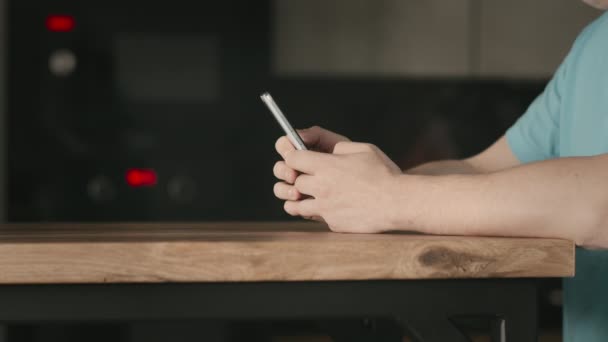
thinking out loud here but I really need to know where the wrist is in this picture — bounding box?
[382,174,452,234]
[380,174,422,232]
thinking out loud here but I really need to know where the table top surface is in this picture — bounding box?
[0,222,574,284]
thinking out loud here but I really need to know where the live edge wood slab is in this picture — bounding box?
[0,222,574,284]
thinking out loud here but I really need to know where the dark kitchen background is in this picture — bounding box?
[0,0,600,341]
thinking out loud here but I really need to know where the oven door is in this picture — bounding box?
[9,0,275,221]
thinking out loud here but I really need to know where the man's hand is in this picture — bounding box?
[277,141,402,233]
[274,126,350,198]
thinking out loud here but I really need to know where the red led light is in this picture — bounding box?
[126,169,158,187]
[46,15,75,32]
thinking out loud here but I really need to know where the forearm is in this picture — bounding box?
[393,155,608,248]
[405,159,481,175]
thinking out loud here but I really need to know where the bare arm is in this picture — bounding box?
[275,129,607,248]
[393,154,608,248]
[400,136,608,247]
[406,136,521,175]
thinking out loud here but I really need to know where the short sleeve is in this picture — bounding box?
[505,19,598,164]
[505,57,568,163]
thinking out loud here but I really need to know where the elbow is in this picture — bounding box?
[579,155,608,249]
[575,205,608,249]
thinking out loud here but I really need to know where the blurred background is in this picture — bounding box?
[0,0,601,341]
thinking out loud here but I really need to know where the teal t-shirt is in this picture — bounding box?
[505,11,608,342]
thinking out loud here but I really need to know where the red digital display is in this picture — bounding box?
[126,169,158,187]
[46,15,76,32]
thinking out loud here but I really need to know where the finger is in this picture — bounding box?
[333,141,377,155]
[284,199,319,217]
[297,126,328,151]
[298,126,349,153]
[275,136,295,160]
[285,150,333,175]
[333,142,398,170]
[294,174,320,197]
[273,161,298,184]
[273,182,301,201]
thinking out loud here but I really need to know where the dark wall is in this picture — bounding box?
[6,1,547,222]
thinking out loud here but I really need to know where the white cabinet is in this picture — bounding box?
[479,0,600,78]
[274,0,471,77]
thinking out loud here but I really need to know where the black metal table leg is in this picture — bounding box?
[400,316,470,342]
[502,286,538,342]
[491,317,506,342]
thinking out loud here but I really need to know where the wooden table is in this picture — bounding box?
[0,222,574,342]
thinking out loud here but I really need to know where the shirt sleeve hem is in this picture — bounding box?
[506,126,536,164]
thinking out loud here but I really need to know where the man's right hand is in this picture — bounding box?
[273,126,350,200]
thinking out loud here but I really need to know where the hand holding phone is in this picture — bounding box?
[260,92,307,150]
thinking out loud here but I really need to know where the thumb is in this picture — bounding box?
[298,126,349,153]
[297,126,323,146]
[333,141,376,155]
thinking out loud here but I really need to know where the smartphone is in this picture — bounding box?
[260,92,307,150]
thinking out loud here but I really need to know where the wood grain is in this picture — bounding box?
[0,222,574,284]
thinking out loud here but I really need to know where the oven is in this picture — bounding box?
[8,0,275,221]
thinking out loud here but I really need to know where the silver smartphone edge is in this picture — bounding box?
[260,92,307,150]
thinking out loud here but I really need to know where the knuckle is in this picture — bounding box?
[294,176,311,194]
[291,188,301,200]
[284,150,294,163]
[274,161,296,183]
[310,125,322,133]
[284,151,299,169]
[335,141,347,148]
[285,169,297,183]
[333,141,348,152]
[294,177,303,190]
